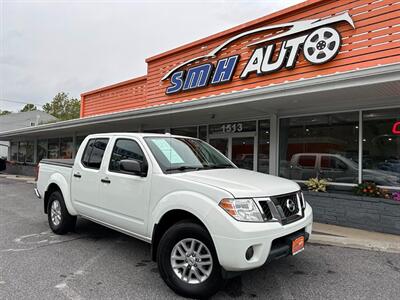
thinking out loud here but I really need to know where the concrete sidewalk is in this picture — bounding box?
[1,174,399,253]
[311,222,400,254]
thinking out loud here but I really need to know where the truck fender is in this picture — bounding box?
[46,173,78,215]
[149,190,217,238]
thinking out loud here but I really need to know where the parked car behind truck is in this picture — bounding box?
[35,133,313,298]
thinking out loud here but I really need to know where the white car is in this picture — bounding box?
[35,133,313,298]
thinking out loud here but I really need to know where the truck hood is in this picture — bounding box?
[177,168,300,198]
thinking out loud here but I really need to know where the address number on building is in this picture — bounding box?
[222,123,243,133]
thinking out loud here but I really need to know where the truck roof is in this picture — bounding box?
[85,132,197,139]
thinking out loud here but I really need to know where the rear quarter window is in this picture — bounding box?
[81,138,109,169]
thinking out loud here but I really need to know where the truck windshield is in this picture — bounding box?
[144,137,235,173]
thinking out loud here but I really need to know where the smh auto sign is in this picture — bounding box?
[163,13,355,95]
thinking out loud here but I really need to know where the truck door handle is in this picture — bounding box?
[73,173,82,178]
[101,178,111,184]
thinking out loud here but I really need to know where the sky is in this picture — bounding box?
[0,0,304,112]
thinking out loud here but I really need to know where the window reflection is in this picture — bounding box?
[171,126,198,138]
[279,113,359,183]
[60,137,73,159]
[48,138,60,159]
[363,109,400,186]
[38,140,47,162]
[11,142,18,161]
[18,142,27,163]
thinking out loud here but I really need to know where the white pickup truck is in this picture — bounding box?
[35,133,313,298]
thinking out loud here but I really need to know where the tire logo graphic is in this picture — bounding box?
[304,27,341,65]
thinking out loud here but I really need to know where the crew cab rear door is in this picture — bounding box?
[98,137,151,237]
[71,137,110,217]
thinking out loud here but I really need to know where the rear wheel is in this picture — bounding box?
[47,190,76,234]
[157,221,224,298]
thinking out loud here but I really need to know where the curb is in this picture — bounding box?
[309,233,400,254]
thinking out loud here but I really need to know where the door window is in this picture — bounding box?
[81,138,109,169]
[321,156,347,171]
[109,139,147,175]
[297,155,316,168]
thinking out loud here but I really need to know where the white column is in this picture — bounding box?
[269,113,279,176]
[358,111,363,184]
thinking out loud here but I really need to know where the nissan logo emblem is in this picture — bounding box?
[286,199,296,213]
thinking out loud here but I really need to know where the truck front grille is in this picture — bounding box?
[272,193,300,218]
[258,201,273,221]
[258,192,304,225]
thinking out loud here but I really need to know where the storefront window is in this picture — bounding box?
[18,142,27,163]
[26,141,34,163]
[258,120,270,174]
[76,136,86,152]
[48,138,60,159]
[279,112,359,183]
[143,129,165,134]
[60,137,73,159]
[11,142,18,161]
[362,109,400,187]
[171,126,198,138]
[199,125,207,141]
[37,139,48,162]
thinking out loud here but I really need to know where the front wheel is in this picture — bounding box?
[157,221,225,298]
[47,190,76,234]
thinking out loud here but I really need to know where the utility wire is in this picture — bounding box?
[0,98,44,107]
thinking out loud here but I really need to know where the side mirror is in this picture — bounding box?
[120,159,144,176]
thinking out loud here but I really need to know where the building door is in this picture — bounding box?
[209,133,256,171]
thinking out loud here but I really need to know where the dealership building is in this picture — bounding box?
[1,0,400,194]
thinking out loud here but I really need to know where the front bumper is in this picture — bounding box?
[210,203,313,271]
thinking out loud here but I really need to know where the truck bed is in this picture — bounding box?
[40,159,75,168]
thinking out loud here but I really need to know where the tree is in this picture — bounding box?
[20,103,37,112]
[0,110,12,116]
[42,92,81,121]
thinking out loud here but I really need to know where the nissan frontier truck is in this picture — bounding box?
[35,133,313,298]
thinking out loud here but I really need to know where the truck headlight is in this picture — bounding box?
[219,198,263,222]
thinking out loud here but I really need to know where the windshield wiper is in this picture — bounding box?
[203,164,234,169]
[165,166,204,172]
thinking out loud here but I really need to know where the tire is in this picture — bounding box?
[157,221,224,299]
[47,190,76,235]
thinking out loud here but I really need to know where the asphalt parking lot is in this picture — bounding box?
[1,177,400,300]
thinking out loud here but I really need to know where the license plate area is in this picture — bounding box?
[291,235,305,255]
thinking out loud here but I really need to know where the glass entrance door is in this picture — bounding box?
[209,134,256,171]
[209,138,229,157]
[231,137,254,170]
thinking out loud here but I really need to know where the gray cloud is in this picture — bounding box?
[0,0,303,111]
